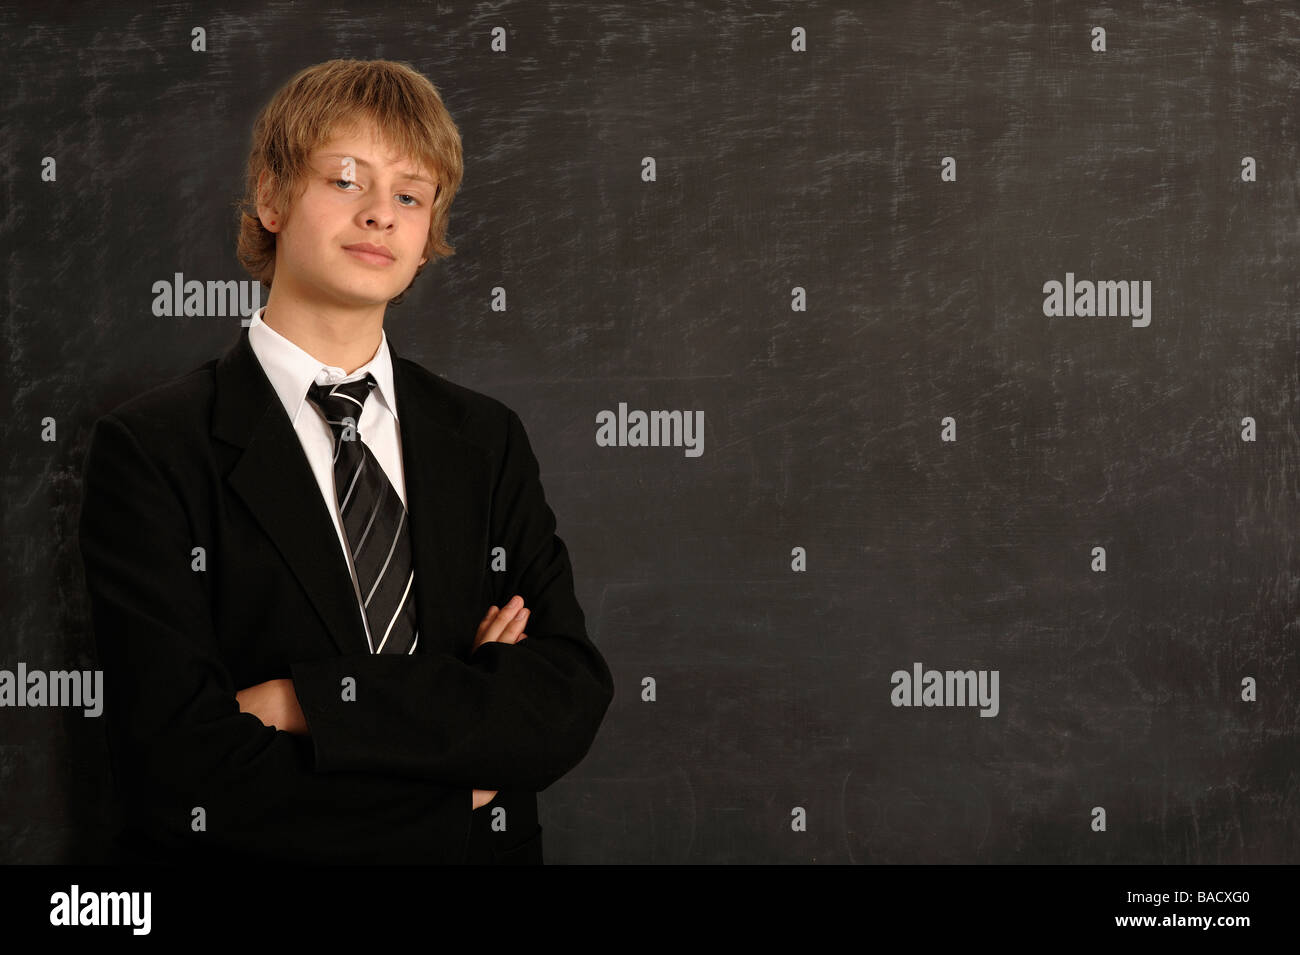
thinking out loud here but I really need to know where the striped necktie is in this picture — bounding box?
[305,374,419,654]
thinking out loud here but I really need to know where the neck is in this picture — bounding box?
[261,294,385,375]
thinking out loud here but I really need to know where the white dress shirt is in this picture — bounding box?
[247,305,410,652]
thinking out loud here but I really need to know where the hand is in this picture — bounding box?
[472,789,498,810]
[472,595,530,652]
[236,678,309,735]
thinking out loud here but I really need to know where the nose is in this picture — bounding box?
[361,196,399,228]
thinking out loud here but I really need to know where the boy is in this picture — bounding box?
[77,59,614,864]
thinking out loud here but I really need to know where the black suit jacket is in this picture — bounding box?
[77,326,615,864]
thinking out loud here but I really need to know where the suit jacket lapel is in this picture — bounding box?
[212,326,491,659]
[389,335,493,659]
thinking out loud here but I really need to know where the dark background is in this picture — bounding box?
[3,0,1298,863]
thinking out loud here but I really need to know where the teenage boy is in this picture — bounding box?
[78,58,614,864]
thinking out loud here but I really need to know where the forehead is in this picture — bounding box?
[312,124,435,182]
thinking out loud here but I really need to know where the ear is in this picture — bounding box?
[255,169,282,231]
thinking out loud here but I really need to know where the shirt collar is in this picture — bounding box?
[247,306,399,426]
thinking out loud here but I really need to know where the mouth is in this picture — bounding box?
[343,244,396,266]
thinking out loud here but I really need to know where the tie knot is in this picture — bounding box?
[306,374,376,430]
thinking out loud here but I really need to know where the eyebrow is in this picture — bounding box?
[317,153,438,187]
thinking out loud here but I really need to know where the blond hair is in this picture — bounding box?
[234,58,463,305]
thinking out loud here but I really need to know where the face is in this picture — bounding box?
[257,118,438,310]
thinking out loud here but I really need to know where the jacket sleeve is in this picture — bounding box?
[289,407,616,792]
[78,412,473,863]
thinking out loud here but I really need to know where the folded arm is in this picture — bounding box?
[289,407,616,791]
[239,600,532,807]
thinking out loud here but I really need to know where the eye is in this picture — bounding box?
[333,180,419,207]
